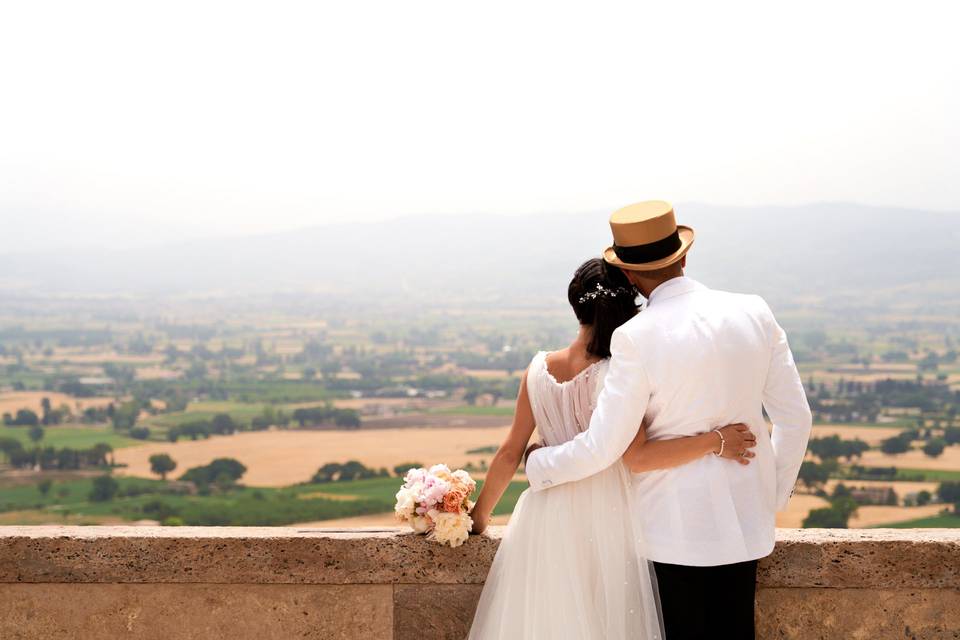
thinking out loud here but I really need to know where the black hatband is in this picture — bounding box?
[613,229,682,264]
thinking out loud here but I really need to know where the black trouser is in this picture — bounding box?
[653,559,758,640]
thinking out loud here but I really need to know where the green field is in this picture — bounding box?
[0,425,138,450]
[0,474,530,526]
[144,402,269,429]
[895,469,960,482]
[882,513,960,528]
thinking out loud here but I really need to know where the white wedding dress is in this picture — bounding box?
[468,352,663,640]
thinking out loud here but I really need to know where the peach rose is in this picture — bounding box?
[442,488,467,513]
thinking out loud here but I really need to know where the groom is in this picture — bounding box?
[524,201,812,639]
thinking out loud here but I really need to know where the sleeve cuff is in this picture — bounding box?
[524,449,553,492]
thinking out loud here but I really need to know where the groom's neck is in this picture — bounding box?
[628,271,684,300]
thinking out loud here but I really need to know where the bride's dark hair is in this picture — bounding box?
[568,258,640,359]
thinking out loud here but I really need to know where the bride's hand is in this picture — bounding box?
[714,424,757,465]
[470,512,489,535]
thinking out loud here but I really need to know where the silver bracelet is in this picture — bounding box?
[713,429,725,457]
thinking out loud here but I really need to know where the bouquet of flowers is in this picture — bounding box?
[394,464,477,548]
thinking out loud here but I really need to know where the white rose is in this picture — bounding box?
[394,487,416,520]
[410,515,431,534]
[452,469,476,491]
[429,509,472,548]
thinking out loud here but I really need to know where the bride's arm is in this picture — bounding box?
[470,368,536,534]
[622,423,757,472]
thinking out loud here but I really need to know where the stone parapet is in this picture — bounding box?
[0,526,957,639]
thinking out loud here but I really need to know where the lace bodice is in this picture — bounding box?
[526,351,610,446]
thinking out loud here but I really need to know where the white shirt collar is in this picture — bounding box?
[646,276,706,305]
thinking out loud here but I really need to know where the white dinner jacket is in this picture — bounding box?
[525,277,812,566]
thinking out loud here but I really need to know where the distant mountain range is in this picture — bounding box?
[2,203,958,311]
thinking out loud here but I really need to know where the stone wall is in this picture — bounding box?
[0,526,957,639]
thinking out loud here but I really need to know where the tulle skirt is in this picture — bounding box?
[468,463,663,640]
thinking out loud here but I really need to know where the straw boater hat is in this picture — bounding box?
[602,200,695,271]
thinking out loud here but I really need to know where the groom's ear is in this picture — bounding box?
[621,268,641,288]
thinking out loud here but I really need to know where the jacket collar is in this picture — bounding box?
[646,276,706,305]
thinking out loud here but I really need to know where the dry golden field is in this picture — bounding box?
[824,478,940,496]
[847,504,946,527]
[775,494,831,528]
[858,446,960,471]
[114,426,512,487]
[0,390,115,415]
[809,424,904,445]
[104,419,956,527]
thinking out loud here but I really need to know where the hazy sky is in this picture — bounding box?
[1,1,957,249]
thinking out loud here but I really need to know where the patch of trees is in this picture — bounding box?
[844,465,909,481]
[806,376,959,424]
[110,400,143,430]
[463,377,522,406]
[0,438,113,470]
[249,406,290,430]
[57,381,99,398]
[180,457,247,492]
[802,496,859,528]
[291,405,361,429]
[797,460,838,491]
[937,481,960,506]
[310,461,390,483]
[393,462,424,477]
[2,400,72,427]
[831,482,898,506]
[81,406,112,424]
[2,409,40,426]
[945,426,960,445]
[880,433,913,455]
[807,435,870,461]
[166,413,238,442]
[801,481,879,528]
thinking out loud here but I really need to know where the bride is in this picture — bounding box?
[467,258,756,640]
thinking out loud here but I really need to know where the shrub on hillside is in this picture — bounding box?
[922,439,946,458]
[130,426,150,440]
[89,475,119,502]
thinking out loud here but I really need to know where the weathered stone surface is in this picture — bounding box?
[0,526,502,585]
[2,526,957,589]
[0,583,392,640]
[759,528,960,589]
[756,587,960,640]
[394,584,484,640]
[1,526,958,639]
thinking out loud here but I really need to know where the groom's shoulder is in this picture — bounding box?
[705,288,779,329]
[702,285,772,312]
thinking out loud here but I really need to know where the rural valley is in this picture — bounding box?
[2,268,958,531]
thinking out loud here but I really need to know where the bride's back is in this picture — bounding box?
[527,350,609,447]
